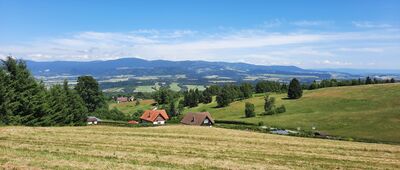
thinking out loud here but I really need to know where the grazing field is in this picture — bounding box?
[102,87,124,93]
[184,85,206,91]
[187,83,400,143]
[0,125,399,169]
[109,99,155,115]
[169,82,181,91]
[133,83,161,93]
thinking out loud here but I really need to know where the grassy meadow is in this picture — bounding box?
[187,83,400,143]
[1,125,399,169]
[109,99,156,115]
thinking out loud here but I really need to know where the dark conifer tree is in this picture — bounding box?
[288,78,303,99]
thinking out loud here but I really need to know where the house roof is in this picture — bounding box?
[117,97,128,102]
[87,116,101,122]
[180,112,215,125]
[140,110,169,122]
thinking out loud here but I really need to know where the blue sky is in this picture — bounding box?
[0,0,399,69]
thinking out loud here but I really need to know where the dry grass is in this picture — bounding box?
[1,125,399,169]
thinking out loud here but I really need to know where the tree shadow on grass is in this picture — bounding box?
[281,97,299,100]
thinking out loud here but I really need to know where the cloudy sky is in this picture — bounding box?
[0,0,399,69]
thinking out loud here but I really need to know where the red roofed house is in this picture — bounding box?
[140,110,169,125]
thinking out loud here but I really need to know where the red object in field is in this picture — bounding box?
[128,120,138,124]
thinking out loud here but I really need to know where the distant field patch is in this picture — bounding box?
[169,82,181,91]
[102,87,124,93]
[133,83,160,93]
[184,85,206,91]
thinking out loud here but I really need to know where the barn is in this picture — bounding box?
[140,110,169,125]
[181,112,215,126]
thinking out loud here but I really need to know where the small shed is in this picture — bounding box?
[181,112,215,126]
[116,97,128,103]
[87,116,101,125]
[140,110,169,125]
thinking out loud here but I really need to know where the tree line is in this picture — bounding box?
[0,57,127,126]
[308,77,396,90]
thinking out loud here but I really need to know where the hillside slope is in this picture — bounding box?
[187,83,400,143]
[0,126,399,169]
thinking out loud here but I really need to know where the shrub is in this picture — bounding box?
[245,102,256,118]
[276,105,286,114]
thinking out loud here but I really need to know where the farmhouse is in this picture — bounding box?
[116,97,128,103]
[181,112,215,126]
[116,96,134,103]
[87,116,101,125]
[140,110,169,125]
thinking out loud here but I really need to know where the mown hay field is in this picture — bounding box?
[0,125,399,169]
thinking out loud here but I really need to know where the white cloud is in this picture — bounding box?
[292,20,334,27]
[352,21,393,28]
[337,47,383,52]
[0,26,399,69]
[316,60,352,66]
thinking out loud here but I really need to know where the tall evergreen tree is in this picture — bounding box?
[1,57,48,125]
[63,80,88,125]
[75,76,106,112]
[0,69,11,124]
[390,78,396,83]
[288,78,303,99]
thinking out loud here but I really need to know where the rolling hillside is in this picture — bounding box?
[187,83,400,143]
[1,126,399,169]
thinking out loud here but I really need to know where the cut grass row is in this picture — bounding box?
[0,125,399,169]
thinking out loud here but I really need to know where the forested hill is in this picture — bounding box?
[26,58,333,79]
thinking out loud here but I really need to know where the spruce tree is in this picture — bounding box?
[63,80,88,125]
[288,78,303,99]
[1,57,48,125]
[0,69,11,124]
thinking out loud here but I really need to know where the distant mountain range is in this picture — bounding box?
[26,58,334,80]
